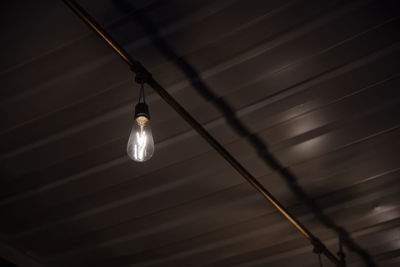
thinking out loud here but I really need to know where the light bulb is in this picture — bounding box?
[127,103,154,162]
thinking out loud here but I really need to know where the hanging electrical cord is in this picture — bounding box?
[62,0,345,266]
[313,241,324,267]
[137,79,146,104]
[338,235,347,266]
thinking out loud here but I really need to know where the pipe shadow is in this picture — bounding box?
[111,1,376,266]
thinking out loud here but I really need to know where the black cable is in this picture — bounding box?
[137,81,145,104]
[338,235,347,266]
[318,253,323,267]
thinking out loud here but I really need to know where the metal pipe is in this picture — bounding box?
[63,0,343,265]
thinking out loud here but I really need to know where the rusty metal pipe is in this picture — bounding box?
[62,0,343,265]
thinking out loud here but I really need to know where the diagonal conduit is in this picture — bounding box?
[62,0,359,266]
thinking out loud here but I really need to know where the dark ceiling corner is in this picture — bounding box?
[0,258,18,267]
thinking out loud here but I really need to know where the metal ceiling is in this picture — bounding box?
[1,0,400,266]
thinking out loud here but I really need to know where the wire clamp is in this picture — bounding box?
[312,239,325,267]
[312,238,325,254]
[134,71,151,85]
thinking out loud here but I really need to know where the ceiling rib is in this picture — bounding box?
[62,0,345,266]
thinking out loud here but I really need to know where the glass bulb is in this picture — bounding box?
[127,116,154,162]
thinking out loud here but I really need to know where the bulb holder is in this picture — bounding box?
[134,102,150,120]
